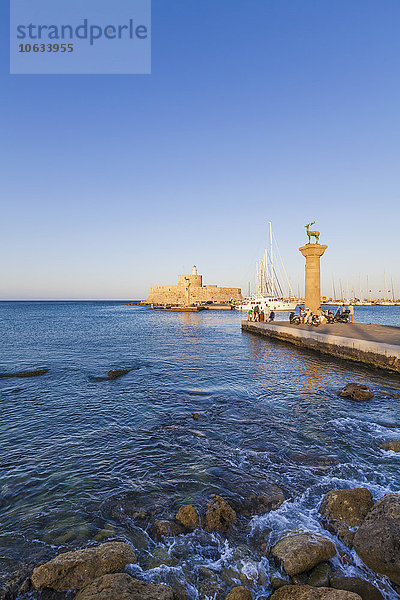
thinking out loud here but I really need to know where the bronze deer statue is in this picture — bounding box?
[305,222,320,244]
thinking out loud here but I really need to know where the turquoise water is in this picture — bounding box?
[0,302,399,598]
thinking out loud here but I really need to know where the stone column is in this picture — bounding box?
[184,277,191,306]
[299,244,328,313]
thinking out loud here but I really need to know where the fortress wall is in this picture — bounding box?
[146,285,242,305]
[193,287,242,302]
[146,286,185,305]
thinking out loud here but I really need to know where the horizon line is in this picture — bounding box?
[0,298,141,302]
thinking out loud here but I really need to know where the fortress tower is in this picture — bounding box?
[146,265,242,306]
[177,265,202,288]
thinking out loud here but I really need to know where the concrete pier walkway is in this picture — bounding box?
[242,321,400,374]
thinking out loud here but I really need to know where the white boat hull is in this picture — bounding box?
[236,297,298,312]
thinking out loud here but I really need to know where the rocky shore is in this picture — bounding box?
[2,382,400,600]
[3,485,400,600]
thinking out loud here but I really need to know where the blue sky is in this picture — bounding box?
[1,0,399,299]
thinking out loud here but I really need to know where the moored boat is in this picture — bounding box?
[236,296,297,312]
[236,222,297,312]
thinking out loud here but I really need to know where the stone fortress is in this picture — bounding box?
[146,265,242,306]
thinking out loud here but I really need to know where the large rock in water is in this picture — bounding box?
[380,440,400,452]
[319,488,374,546]
[205,495,236,532]
[0,368,49,379]
[176,504,199,528]
[271,533,336,576]
[270,586,362,599]
[338,383,374,401]
[107,369,131,380]
[31,542,137,590]
[225,586,253,599]
[330,576,384,600]
[353,493,400,585]
[75,573,174,600]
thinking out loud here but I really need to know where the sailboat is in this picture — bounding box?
[236,222,298,312]
[377,273,397,305]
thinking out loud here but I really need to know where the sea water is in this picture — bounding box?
[1,302,399,598]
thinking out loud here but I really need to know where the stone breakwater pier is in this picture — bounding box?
[242,321,400,374]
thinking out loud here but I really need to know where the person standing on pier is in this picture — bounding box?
[348,304,354,323]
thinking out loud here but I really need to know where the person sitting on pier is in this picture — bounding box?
[247,308,253,321]
[317,306,328,324]
[341,305,351,321]
[269,310,275,322]
[304,307,312,324]
[259,310,265,322]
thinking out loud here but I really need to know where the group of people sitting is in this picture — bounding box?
[297,304,354,324]
[299,306,328,324]
[247,303,355,325]
[247,305,275,322]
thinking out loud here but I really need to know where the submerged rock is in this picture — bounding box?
[379,390,400,399]
[271,532,336,576]
[330,576,384,600]
[225,586,253,600]
[319,488,374,546]
[0,368,49,379]
[176,504,199,528]
[146,547,176,569]
[338,383,374,401]
[198,577,225,600]
[93,523,116,541]
[107,369,131,380]
[31,541,137,591]
[306,562,331,587]
[288,451,340,470]
[379,440,400,452]
[151,519,184,539]
[205,495,236,532]
[75,573,174,600]
[353,493,400,585]
[236,487,285,517]
[0,565,34,600]
[271,575,290,589]
[270,586,362,599]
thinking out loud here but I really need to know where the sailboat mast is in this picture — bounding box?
[264,248,268,295]
[269,221,274,297]
[256,261,259,296]
[384,271,386,301]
